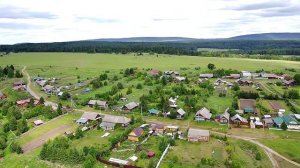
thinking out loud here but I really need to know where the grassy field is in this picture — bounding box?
[0,53,299,76]
[17,111,82,145]
[260,139,300,163]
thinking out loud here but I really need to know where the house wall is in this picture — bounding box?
[128,135,139,142]
[188,136,209,142]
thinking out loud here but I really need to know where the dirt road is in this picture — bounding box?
[22,66,58,110]
[21,124,72,153]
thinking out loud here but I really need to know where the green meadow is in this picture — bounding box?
[1,53,299,77]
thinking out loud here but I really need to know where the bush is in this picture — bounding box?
[136,83,143,89]
[10,142,23,154]
[255,152,262,160]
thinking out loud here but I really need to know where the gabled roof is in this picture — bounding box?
[195,107,212,119]
[220,108,230,120]
[151,123,165,130]
[231,114,248,123]
[148,108,160,114]
[124,102,138,110]
[88,100,107,106]
[177,108,186,116]
[43,85,54,90]
[130,127,144,137]
[188,128,209,137]
[81,112,101,121]
[200,74,213,78]
[282,115,299,125]
[102,115,131,124]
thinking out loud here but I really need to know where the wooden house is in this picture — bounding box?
[128,127,144,142]
[187,128,209,142]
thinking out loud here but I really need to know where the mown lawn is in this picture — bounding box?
[160,138,228,168]
[17,111,82,145]
[260,139,300,163]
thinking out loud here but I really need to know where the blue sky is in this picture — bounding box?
[0,0,300,44]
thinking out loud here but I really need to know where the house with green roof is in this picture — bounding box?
[148,108,160,115]
[273,115,300,130]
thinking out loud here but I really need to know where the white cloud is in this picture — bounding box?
[0,0,299,44]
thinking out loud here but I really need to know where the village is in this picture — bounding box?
[0,62,300,168]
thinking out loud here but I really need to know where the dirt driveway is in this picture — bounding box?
[22,124,72,153]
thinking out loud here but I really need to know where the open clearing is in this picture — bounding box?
[17,111,82,146]
[0,53,299,80]
[22,124,73,153]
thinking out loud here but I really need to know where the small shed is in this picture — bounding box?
[147,151,155,158]
[33,120,44,126]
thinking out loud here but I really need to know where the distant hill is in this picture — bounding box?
[229,33,300,40]
[91,37,200,42]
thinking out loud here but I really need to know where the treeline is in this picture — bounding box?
[0,65,23,78]
[1,40,300,56]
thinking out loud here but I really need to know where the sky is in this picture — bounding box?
[0,0,300,44]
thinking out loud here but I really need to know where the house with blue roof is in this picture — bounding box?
[273,115,300,130]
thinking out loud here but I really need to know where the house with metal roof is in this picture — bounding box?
[148,108,160,115]
[273,115,300,130]
[195,107,212,121]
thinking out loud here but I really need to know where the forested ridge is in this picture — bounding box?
[1,40,300,56]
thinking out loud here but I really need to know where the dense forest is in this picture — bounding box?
[1,40,300,56]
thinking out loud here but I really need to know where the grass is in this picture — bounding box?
[17,111,82,145]
[260,139,300,163]
[160,138,228,168]
[231,139,272,168]
[1,53,299,78]
[109,136,161,168]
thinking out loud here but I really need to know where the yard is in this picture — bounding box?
[17,111,82,146]
[260,139,300,163]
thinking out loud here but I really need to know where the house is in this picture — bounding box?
[187,128,210,142]
[87,100,108,109]
[239,99,257,114]
[148,108,160,115]
[294,114,300,120]
[273,115,300,130]
[260,73,280,79]
[176,108,186,119]
[283,79,295,87]
[128,127,144,141]
[13,85,27,91]
[122,102,139,112]
[76,112,101,124]
[151,123,165,134]
[197,78,208,84]
[33,119,44,126]
[231,114,248,125]
[0,91,6,100]
[13,81,25,87]
[214,79,227,86]
[227,74,240,79]
[16,98,39,108]
[43,85,54,94]
[236,79,254,86]
[36,80,47,87]
[175,76,186,82]
[215,108,230,124]
[250,117,263,128]
[241,71,252,79]
[199,74,213,78]
[100,115,131,130]
[165,125,179,133]
[169,97,177,108]
[150,69,161,76]
[263,118,274,128]
[164,71,179,77]
[195,107,212,121]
